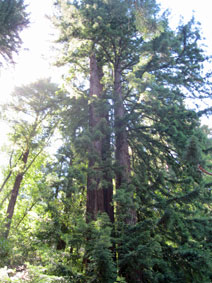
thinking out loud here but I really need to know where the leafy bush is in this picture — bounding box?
[0,237,10,267]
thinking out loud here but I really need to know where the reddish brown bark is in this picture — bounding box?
[86,54,105,221]
[5,149,29,238]
[198,164,212,176]
[114,65,131,186]
[114,64,136,225]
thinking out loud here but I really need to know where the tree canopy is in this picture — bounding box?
[0,0,29,65]
[0,0,212,282]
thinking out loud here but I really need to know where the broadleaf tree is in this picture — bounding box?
[0,79,61,238]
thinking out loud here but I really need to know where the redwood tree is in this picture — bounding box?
[53,0,212,281]
[86,53,105,220]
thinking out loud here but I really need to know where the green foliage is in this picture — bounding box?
[85,214,116,283]
[27,265,69,283]
[0,0,212,282]
[52,0,212,281]
[0,237,11,267]
[0,79,61,240]
[134,0,164,39]
[0,265,68,283]
[0,0,29,64]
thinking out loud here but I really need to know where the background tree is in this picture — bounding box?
[0,0,29,65]
[0,79,60,238]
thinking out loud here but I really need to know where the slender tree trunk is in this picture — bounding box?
[4,149,29,238]
[114,64,136,225]
[0,171,12,194]
[0,152,23,194]
[86,53,104,221]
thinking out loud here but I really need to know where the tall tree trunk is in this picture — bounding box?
[4,149,29,238]
[102,105,114,223]
[86,53,105,221]
[114,64,136,225]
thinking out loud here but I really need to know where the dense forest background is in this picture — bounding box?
[0,0,212,282]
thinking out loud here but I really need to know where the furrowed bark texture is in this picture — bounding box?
[114,65,136,225]
[114,65,131,186]
[5,149,29,238]
[86,54,105,221]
